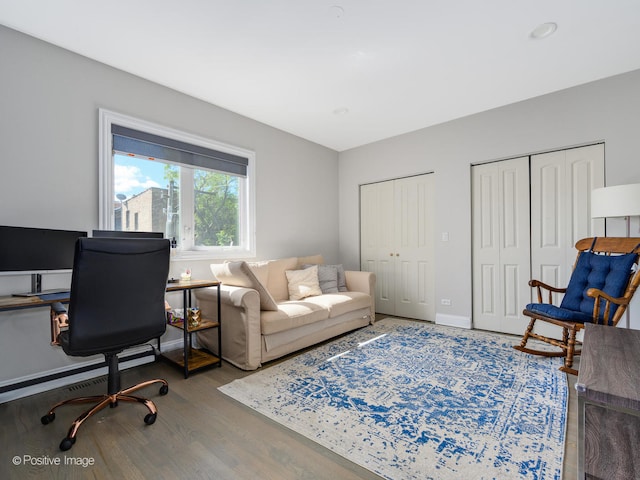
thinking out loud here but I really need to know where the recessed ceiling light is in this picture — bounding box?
[328,5,345,19]
[329,5,344,18]
[530,22,558,39]
[333,107,349,115]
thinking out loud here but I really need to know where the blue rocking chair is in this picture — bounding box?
[515,237,640,375]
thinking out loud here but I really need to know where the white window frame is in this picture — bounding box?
[99,108,256,260]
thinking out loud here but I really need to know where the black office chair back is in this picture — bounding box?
[64,237,170,356]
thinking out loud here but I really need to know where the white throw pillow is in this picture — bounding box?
[285,265,322,300]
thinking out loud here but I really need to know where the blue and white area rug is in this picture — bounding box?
[219,318,568,480]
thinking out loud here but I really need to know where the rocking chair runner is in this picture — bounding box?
[514,237,640,375]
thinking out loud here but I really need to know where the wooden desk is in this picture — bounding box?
[0,293,70,311]
[0,279,221,393]
[576,323,640,479]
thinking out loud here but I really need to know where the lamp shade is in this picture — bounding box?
[591,183,640,218]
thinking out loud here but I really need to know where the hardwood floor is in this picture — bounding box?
[0,343,578,480]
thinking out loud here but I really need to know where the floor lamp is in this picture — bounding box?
[591,183,640,328]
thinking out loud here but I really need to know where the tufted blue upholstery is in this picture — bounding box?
[525,303,594,323]
[527,251,636,325]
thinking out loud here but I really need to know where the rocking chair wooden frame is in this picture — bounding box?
[514,237,640,375]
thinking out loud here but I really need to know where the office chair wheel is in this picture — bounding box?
[59,437,75,451]
[159,384,169,395]
[41,412,55,425]
[144,413,157,425]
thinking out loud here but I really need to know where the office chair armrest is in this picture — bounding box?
[587,287,630,325]
[51,302,67,315]
[529,279,567,304]
[50,302,69,346]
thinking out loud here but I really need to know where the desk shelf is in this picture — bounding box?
[169,318,219,333]
[161,348,221,371]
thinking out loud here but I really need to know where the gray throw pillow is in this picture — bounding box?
[303,264,339,293]
[327,264,348,292]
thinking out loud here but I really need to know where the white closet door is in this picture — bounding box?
[531,144,605,305]
[472,157,531,334]
[360,181,395,315]
[360,174,435,320]
[394,174,435,320]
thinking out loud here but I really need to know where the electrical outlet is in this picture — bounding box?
[441,298,451,306]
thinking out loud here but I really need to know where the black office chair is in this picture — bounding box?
[41,237,171,451]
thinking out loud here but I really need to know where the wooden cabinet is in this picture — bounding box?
[576,323,640,479]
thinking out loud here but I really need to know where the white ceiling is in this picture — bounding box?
[2,1,640,152]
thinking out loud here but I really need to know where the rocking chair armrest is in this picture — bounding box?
[586,288,629,306]
[528,279,567,304]
[528,279,566,292]
[586,287,630,326]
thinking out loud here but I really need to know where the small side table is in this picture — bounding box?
[576,323,640,479]
[161,279,221,378]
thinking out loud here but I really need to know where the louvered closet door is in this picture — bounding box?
[530,144,605,306]
[472,157,531,334]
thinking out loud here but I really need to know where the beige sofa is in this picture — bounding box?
[194,255,376,370]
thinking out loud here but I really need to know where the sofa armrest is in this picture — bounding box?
[345,270,375,295]
[345,270,376,320]
[194,285,262,370]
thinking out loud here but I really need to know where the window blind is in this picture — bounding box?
[111,124,248,177]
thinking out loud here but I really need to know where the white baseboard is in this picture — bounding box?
[0,339,183,404]
[435,313,472,329]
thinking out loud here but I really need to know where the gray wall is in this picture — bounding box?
[2,21,640,397]
[0,25,339,393]
[338,68,640,328]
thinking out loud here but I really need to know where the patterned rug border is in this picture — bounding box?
[219,318,568,480]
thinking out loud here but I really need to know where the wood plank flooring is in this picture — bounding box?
[0,332,578,480]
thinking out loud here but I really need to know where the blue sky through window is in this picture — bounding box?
[114,153,169,200]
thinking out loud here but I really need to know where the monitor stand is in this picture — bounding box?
[12,273,70,297]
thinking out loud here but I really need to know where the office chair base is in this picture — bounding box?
[41,378,168,451]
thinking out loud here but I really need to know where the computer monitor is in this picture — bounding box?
[92,230,164,239]
[0,225,88,296]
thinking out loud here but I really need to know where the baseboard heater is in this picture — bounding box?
[0,346,156,394]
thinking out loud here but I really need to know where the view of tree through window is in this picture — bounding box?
[113,153,240,248]
[194,170,239,247]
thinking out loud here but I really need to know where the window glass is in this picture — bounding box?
[113,154,243,249]
[100,109,255,259]
[193,169,239,247]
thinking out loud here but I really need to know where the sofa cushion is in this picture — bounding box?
[303,264,339,293]
[247,260,270,287]
[266,257,299,302]
[559,251,636,324]
[261,301,329,335]
[301,292,372,318]
[210,261,278,311]
[286,265,322,300]
[296,254,324,268]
